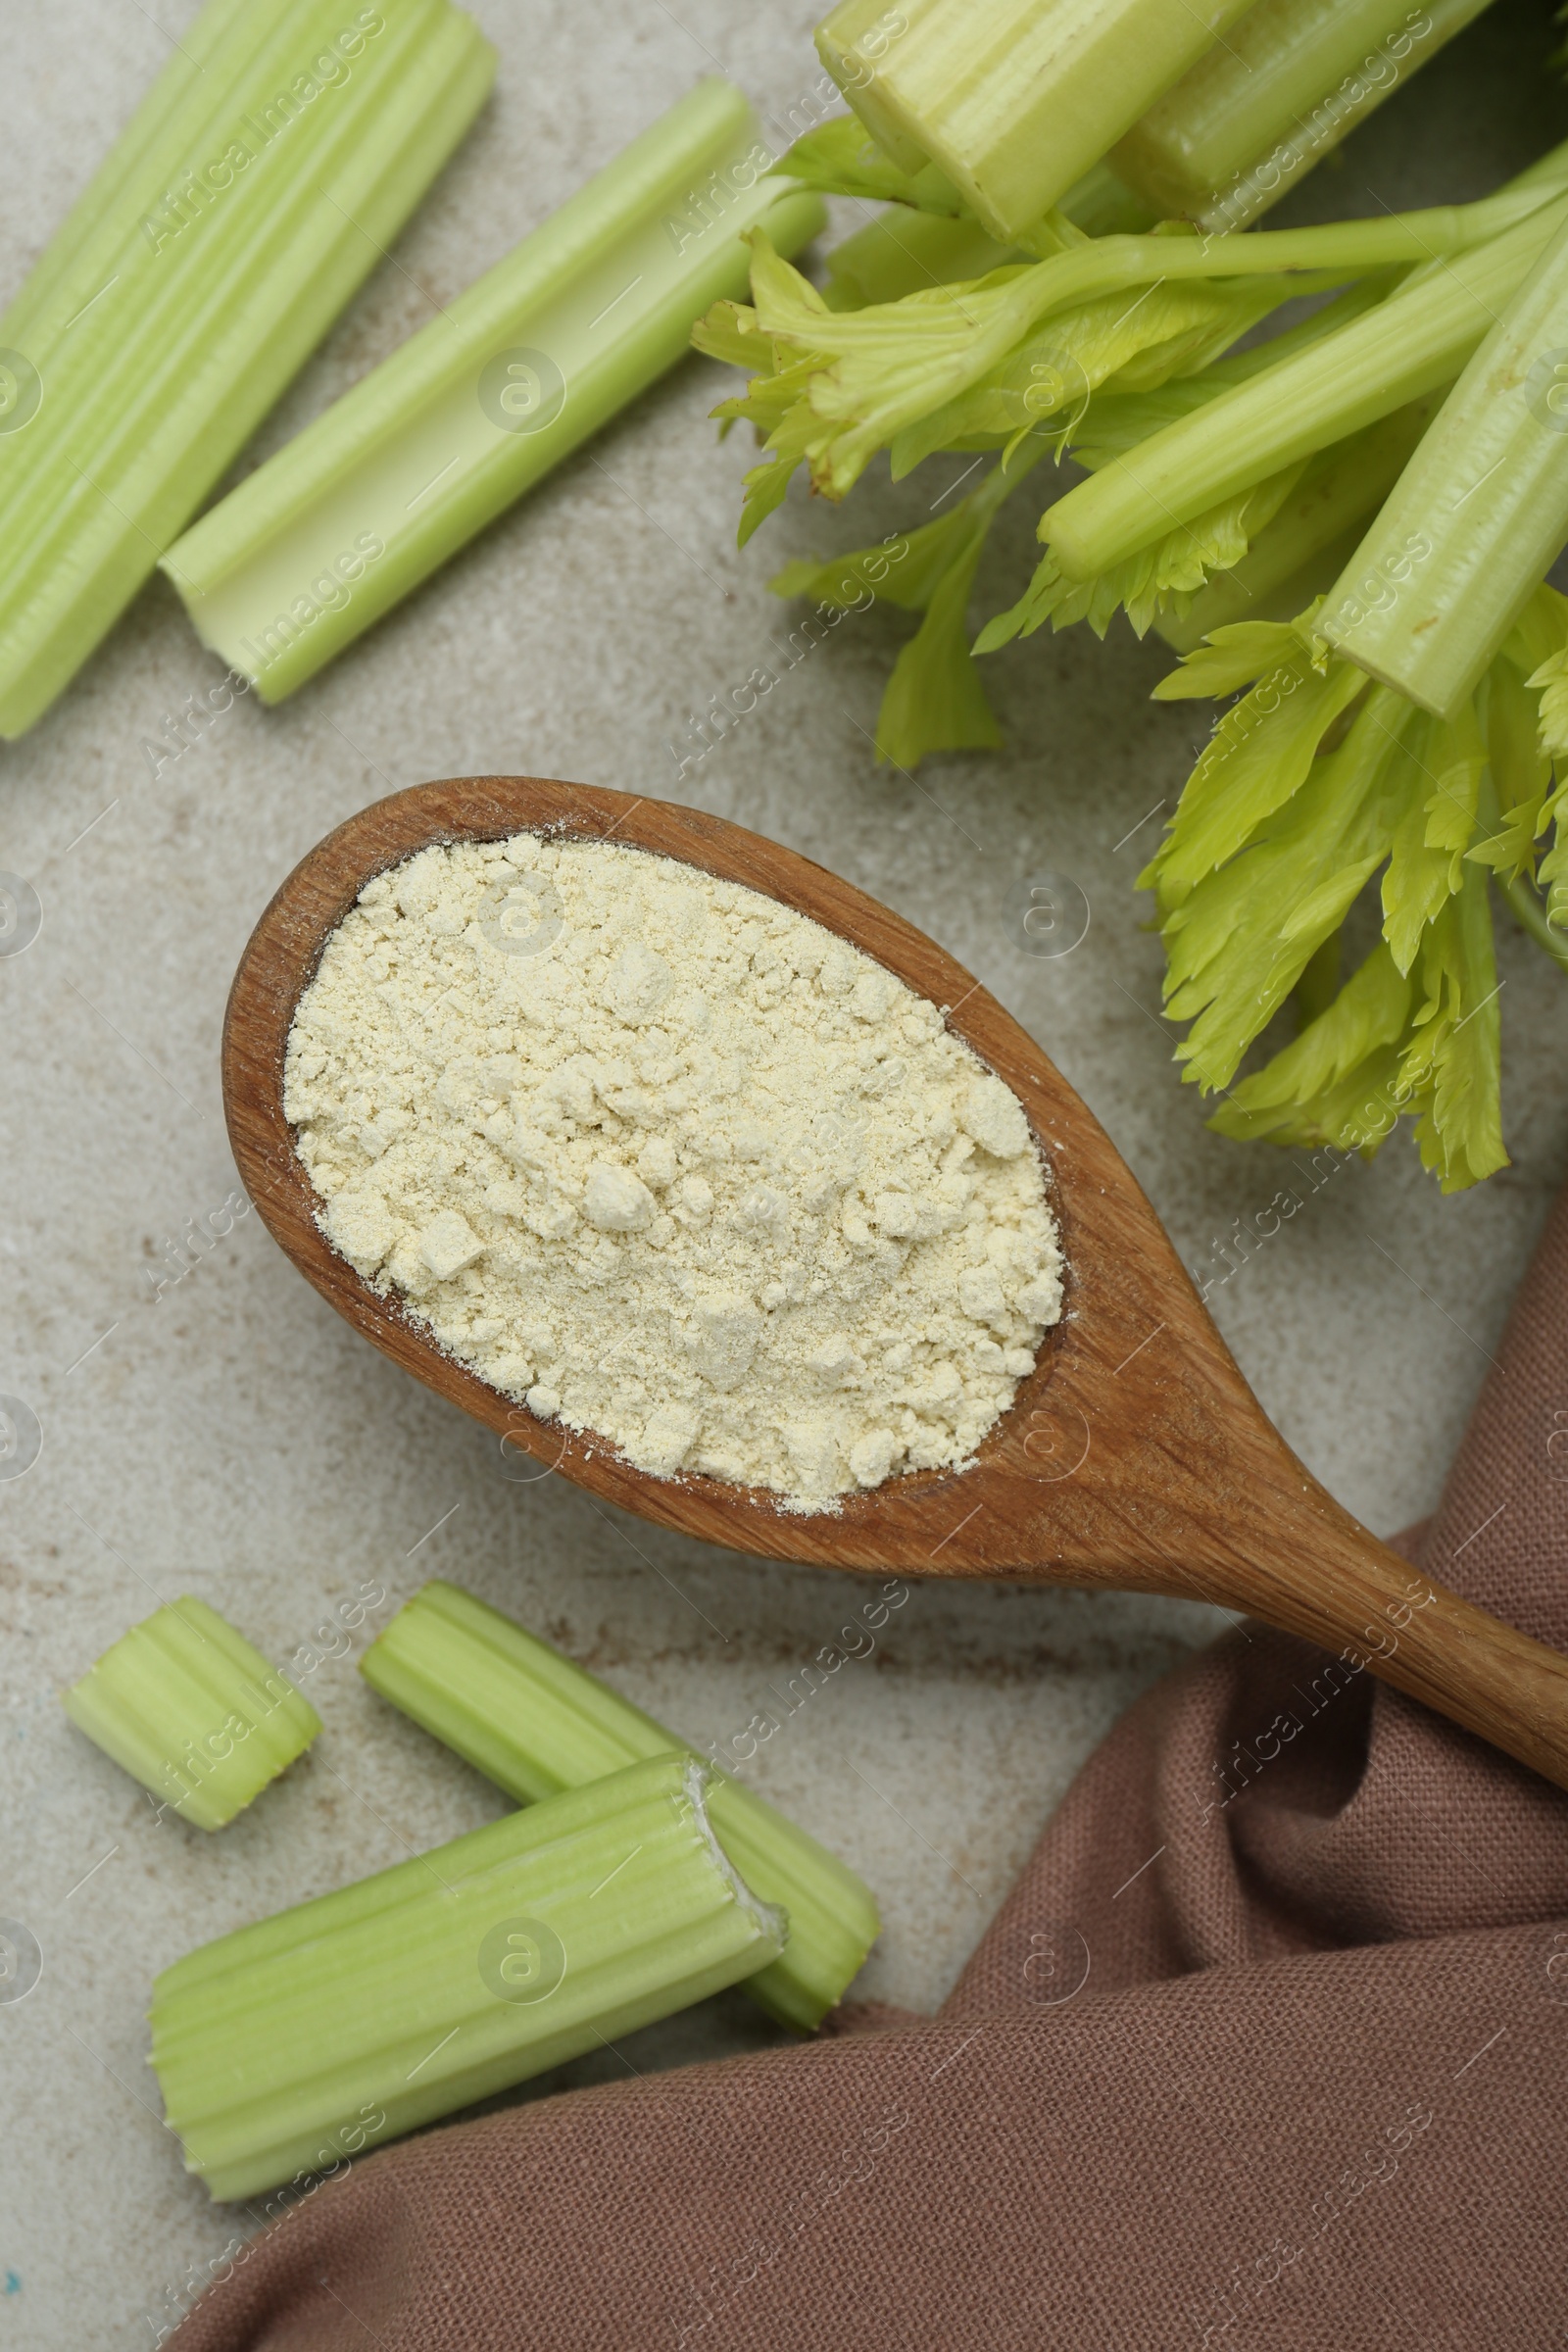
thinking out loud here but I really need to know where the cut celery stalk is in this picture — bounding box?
[1153,396,1444,651]
[1113,0,1494,229]
[361,1581,879,2033]
[150,1754,784,2200]
[1319,217,1568,716]
[815,0,1258,243]
[63,1598,319,1832]
[162,82,825,704]
[0,0,496,738]
[1044,192,1568,584]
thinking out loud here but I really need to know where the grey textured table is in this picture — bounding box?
[3,4,1566,2345]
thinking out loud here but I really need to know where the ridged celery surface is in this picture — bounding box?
[162,81,824,703]
[1153,397,1444,652]
[151,1754,784,2200]
[1320,217,1568,716]
[361,1581,879,2033]
[63,1598,319,1832]
[1044,191,1568,583]
[0,0,496,738]
[1114,0,1494,228]
[816,0,1259,242]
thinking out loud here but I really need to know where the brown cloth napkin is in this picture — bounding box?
[173,1186,1568,2352]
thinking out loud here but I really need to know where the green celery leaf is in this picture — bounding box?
[1157,686,1412,1090]
[1207,940,1413,1152]
[1381,705,1485,974]
[1149,612,1317,703]
[1400,871,1507,1192]
[1469,648,1552,881]
[1501,577,1568,680]
[1207,1043,1408,1155]
[771,447,1046,763]
[1522,582,1568,762]
[1142,642,1367,907]
[978,461,1305,646]
[876,537,1004,765]
[771,507,978,612]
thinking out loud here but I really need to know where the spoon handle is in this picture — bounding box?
[1212,1489,1568,1790]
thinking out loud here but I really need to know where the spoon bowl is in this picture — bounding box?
[223,775,1568,1791]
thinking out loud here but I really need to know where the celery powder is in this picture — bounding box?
[285,835,1062,1508]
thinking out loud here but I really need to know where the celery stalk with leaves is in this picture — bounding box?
[1319,214,1568,714]
[695,154,1568,706]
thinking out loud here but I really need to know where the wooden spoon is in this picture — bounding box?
[223,774,1568,1792]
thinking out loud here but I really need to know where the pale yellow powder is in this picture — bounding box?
[284,833,1063,1510]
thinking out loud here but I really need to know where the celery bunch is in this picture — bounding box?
[697,0,1568,1190]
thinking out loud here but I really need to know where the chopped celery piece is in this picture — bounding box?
[1153,396,1444,651]
[361,1581,879,2033]
[1114,0,1494,229]
[0,0,496,739]
[815,0,1259,242]
[162,82,824,703]
[151,1754,784,2200]
[63,1598,318,1832]
[1320,217,1568,717]
[1044,193,1568,584]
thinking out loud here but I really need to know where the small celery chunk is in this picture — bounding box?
[362,1580,880,2032]
[63,1597,319,1831]
[150,1754,785,2200]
